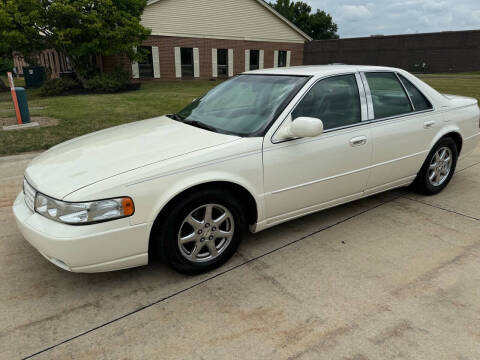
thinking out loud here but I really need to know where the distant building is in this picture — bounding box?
[304,29,480,73]
[103,0,311,80]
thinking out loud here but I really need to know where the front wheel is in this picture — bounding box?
[413,137,458,195]
[153,189,245,274]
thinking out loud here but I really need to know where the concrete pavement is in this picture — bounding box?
[1,146,479,359]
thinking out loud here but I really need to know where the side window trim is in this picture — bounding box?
[355,73,369,121]
[394,72,415,111]
[360,72,375,120]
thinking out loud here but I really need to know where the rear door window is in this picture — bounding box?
[365,72,412,119]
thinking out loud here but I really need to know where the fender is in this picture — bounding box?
[425,124,463,161]
[145,170,265,227]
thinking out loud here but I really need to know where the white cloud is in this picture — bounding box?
[338,4,372,21]
[304,0,480,38]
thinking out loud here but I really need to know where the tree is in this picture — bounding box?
[0,0,151,88]
[269,0,339,40]
[0,56,13,91]
[0,0,47,90]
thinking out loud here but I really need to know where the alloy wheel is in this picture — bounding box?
[177,204,235,263]
[428,146,453,187]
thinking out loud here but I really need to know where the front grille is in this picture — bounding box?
[23,179,36,212]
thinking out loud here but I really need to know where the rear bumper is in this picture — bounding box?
[13,192,152,273]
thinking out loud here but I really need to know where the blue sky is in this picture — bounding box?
[304,0,480,38]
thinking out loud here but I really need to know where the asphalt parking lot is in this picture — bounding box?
[1,146,480,360]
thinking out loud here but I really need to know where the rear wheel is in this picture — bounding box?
[153,189,245,274]
[413,137,458,195]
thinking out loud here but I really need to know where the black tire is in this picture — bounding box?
[412,137,458,195]
[152,189,246,275]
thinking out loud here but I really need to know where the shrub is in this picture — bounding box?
[84,70,132,93]
[39,77,80,97]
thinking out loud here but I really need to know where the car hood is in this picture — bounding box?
[25,116,239,199]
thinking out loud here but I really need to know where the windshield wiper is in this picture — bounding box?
[182,119,219,133]
[167,113,184,121]
[168,114,220,133]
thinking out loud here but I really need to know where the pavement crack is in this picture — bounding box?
[456,160,480,173]
[22,193,406,360]
[401,196,480,221]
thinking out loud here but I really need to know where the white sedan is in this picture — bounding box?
[13,65,480,274]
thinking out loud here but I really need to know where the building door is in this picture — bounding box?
[181,48,194,77]
[138,46,154,78]
[217,49,228,77]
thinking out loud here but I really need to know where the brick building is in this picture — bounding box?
[304,30,480,73]
[104,0,311,80]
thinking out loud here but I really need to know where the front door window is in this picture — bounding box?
[292,74,362,130]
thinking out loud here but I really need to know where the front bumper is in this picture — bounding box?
[13,192,152,273]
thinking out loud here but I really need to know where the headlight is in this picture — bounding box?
[34,193,135,225]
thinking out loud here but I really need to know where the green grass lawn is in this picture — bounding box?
[0,74,479,156]
[419,74,480,101]
[0,79,219,155]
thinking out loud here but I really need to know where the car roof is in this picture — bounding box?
[244,65,402,76]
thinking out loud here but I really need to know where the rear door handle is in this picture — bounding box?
[424,120,436,129]
[350,136,367,147]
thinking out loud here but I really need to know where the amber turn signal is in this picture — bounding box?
[122,197,135,216]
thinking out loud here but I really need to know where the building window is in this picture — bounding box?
[217,49,228,77]
[278,51,287,67]
[138,46,153,78]
[181,48,194,77]
[250,50,260,70]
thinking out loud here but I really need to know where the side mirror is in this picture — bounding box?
[277,116,324,141]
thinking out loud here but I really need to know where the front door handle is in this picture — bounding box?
[424,120,436,129]
[350,136,367,147]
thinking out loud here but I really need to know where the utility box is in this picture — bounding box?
[23,66,46,88]
[14,87,31,124]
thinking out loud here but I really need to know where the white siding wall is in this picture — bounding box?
[142,0,306,43]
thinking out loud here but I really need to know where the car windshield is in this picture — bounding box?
[175,75,309,136]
